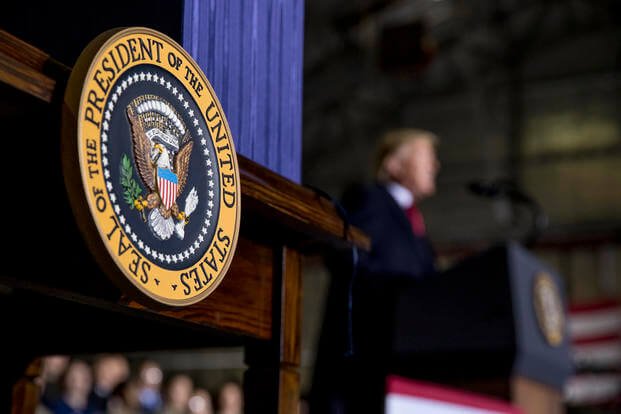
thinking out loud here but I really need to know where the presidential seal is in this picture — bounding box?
[533,272,565,347]
[62,27,240,306]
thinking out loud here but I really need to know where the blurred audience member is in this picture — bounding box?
[89,354,130,413]
[51,360,94,414]
[108,379,142,414]
[36,403,52,414]
[162,374,194,414]
[37,356,245,414]
[40,355,70,410]
[188,388,214,414]
[217,381,243,414]
[298,397,309,414]
[137,360,164,413]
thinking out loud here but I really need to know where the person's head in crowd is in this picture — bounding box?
[93,354,130,396]
[375,128,440,201]
[164,374,194,414]
[189,388,214,414]
[39,355,70,408]
[107,378,142,414]
[139,360,164,390]
[62,359,93,411]
[89,354,130,412]
[138,360,164,413]
[217,381,243,414]
[41,355,70,384]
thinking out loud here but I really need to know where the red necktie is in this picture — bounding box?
[405,204,426,237]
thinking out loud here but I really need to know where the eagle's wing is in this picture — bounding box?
[185,187,199,216]
[174,140,194,195]
[126,106,155,191]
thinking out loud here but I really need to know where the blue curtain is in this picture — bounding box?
[183,0,304,182]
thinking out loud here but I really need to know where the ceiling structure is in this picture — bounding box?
[302,0,621,245]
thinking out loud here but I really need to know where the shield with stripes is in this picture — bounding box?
[157,167,178,210]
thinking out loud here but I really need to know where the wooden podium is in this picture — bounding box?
[0,29,368,414]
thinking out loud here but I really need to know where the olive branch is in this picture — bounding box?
[120,153,144,209]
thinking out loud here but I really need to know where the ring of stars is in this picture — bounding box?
[101,70,217,266]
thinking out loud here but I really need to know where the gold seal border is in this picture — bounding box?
[68,27,240,306]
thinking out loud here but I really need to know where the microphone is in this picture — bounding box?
[467,180,503,198]
[467,179,531,203]
[466,178,548,246]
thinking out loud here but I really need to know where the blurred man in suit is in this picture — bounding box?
[311,128,440,414]
[344,128,439,280]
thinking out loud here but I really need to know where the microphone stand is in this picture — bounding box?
[469,179,548,247]
[504,187,548,247]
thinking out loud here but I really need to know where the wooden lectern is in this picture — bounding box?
[0,30,368,414]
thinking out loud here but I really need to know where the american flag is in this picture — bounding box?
[157,167,178,210]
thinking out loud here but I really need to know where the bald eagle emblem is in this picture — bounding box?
[121,95,199,241]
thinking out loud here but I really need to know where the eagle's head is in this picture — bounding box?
[152,143,173,170]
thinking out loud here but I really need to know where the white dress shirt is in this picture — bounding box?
[386,181,414,210]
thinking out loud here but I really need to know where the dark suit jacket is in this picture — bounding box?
[343,183,435,280]
[310,183,436,414]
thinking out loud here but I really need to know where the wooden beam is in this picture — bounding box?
[125,237,274,339]
[0,52,55,102]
